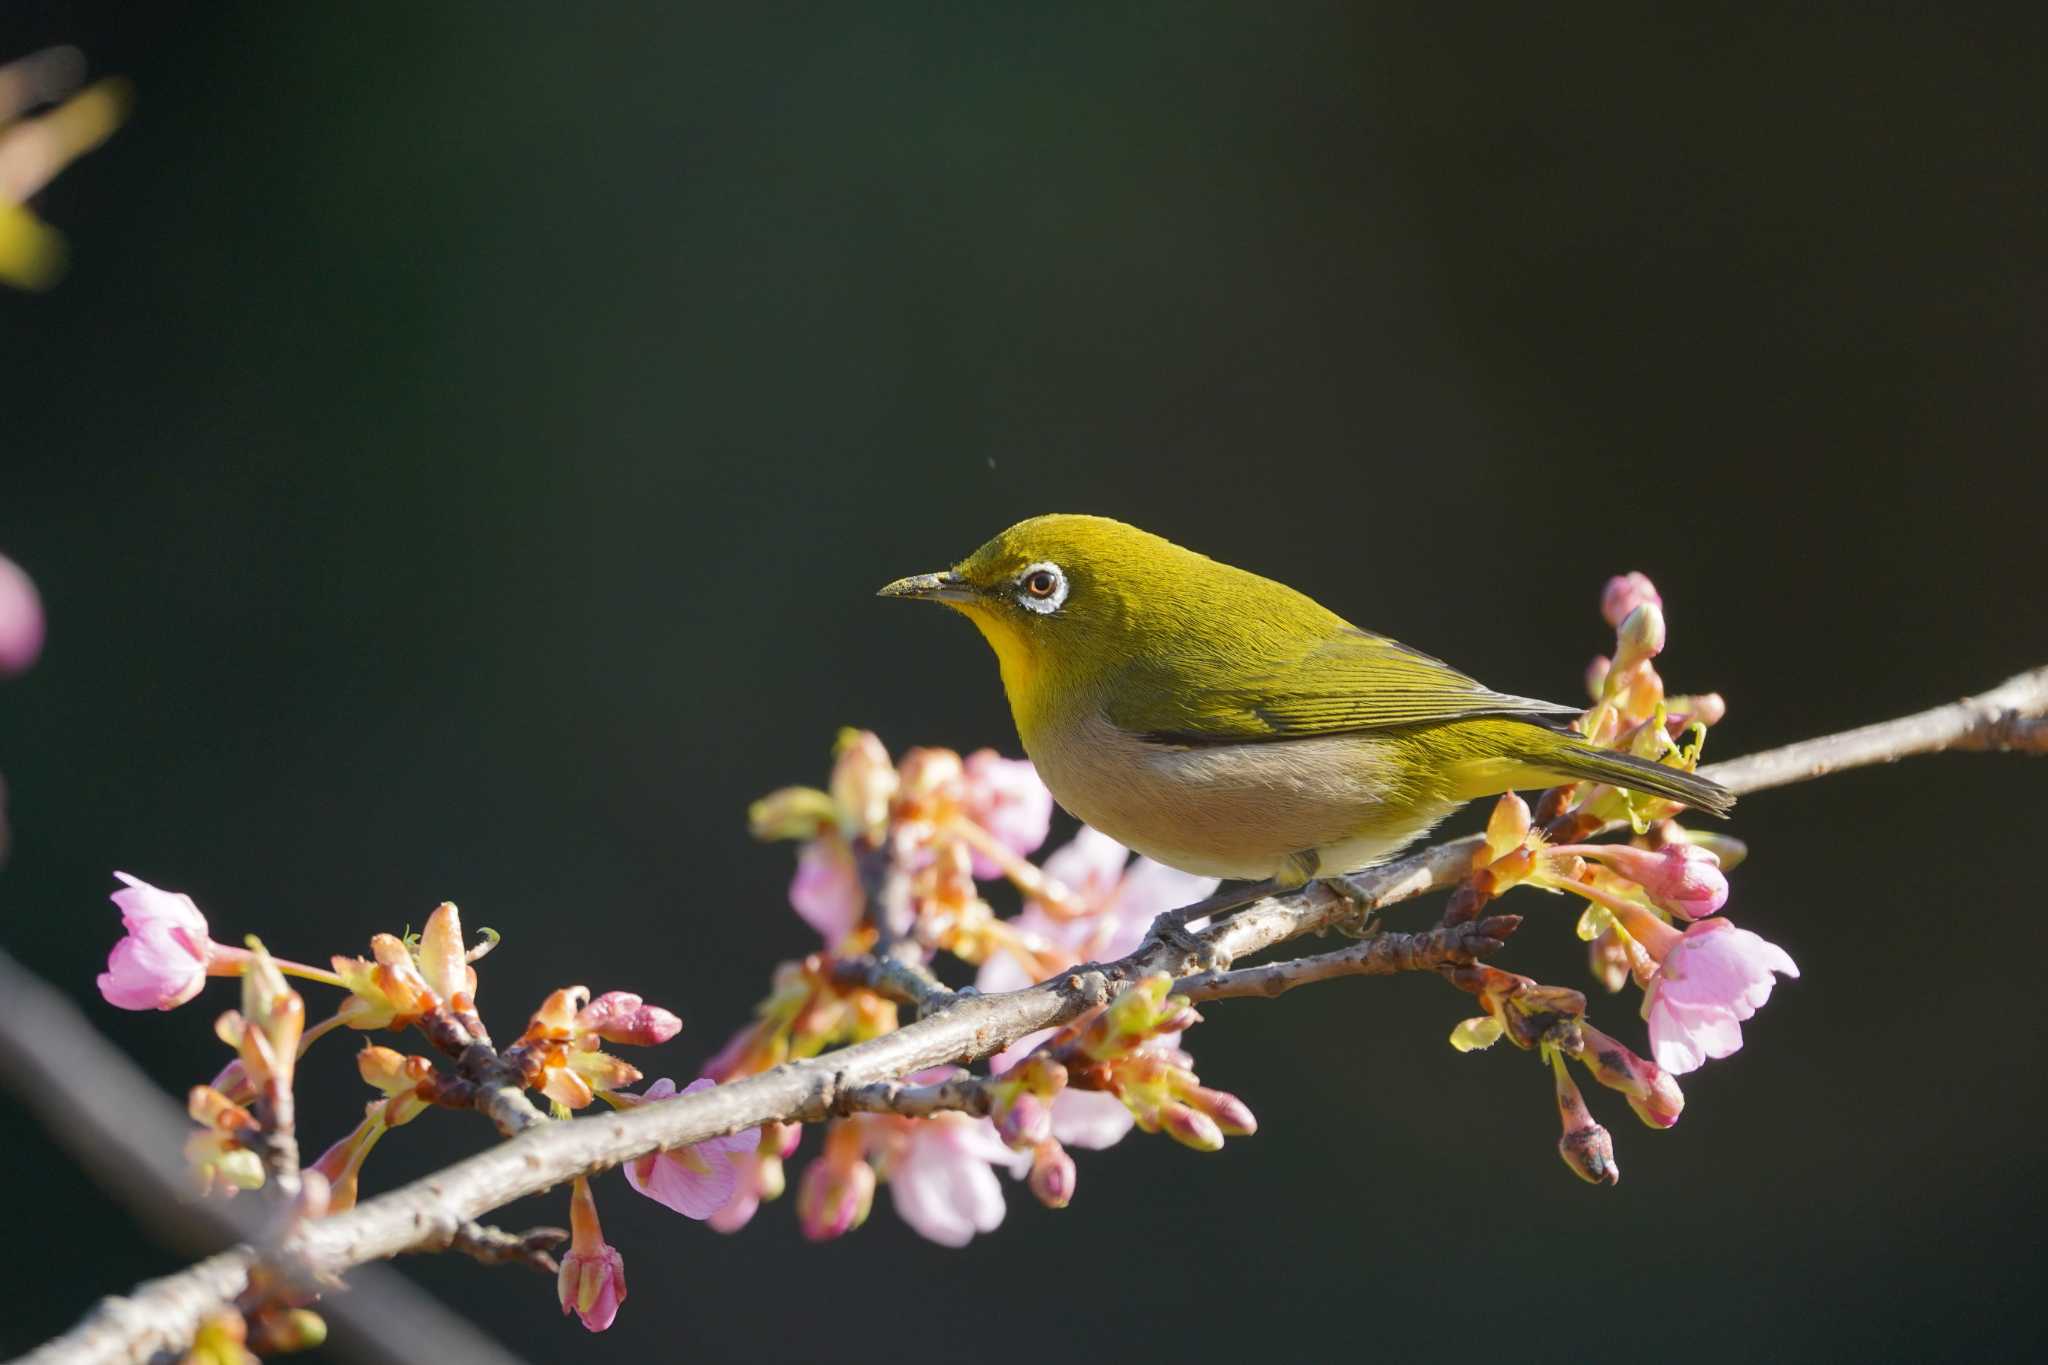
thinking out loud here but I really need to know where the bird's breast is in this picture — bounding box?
[1021,708,1455,881]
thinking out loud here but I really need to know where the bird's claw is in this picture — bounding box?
[1323,876,1383,939]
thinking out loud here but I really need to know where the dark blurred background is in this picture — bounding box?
[3,3,2043,1361]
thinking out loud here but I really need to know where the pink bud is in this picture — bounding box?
[1160,1102,1224,1152]
[1583,655,1611,703]
[1185,1085,1257,1137]
[1575,1023,1684,1129]
[796,1152,875,1242]
[576,991,683,1046]
[1028,1141,1076,1209]
[993,1089,1052,1149]
[1600,572,1662,630]
[558,1178,627,1332]
[0,553,44,677]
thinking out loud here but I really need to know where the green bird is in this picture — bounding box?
[880,514,1729,888]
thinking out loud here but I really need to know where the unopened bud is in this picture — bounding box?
[829,729,899,843]
[247,1308,328,1354]
[795,1152,875,1241]
[1160,1102,1225,1152]
[1183,1084,1257,1137]
[1484,792,1532,861]
[993,1088,1052,1149]
[1611,602,1667,677]
[1588,926,1633,994]
[1574,1023,1685,1129]
[1600,572,1662,630]
[356,1045,425,1095]
[1584,655,1611,703]
[748,785,840,841]
[576,991,684,1047]
[1028,1140,1076,1208]
[1553,1059,1619,1185]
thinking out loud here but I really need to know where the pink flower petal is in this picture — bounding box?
[1049,1089,1134,1150]
[789,837,863,943]
[622,1078,755,1219]
[962,751,1055,877]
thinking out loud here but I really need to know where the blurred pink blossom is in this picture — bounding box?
[885,1112,1028,1247]
[1642,918,1800,1075]
[97,872,216,1010]
[622,1078,760,1219]
[977,827,1218,994]
[1600,572,1662,630]
[0,552,44,677]
[788,837,862,944]
[961,750,1054,878]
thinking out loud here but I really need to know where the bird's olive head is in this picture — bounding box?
[878,513,1174,697]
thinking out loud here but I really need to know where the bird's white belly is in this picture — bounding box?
[1024,711,1456,881]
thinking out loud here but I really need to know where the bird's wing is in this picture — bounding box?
[1107,627,1581,744]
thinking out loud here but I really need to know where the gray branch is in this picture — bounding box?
[19,664,2047,1365]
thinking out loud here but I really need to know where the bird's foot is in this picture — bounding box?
[1322,875,1383,939]
[1152,918,1221,974]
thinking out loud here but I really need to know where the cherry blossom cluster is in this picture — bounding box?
[95,884,687,1338]
[1441,572,1797,1182]
[734,732,1256,1246]
[87,569,1798,1351]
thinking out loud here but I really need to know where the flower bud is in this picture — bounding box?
[993,1088,1052,1149]
[1600,572,1662,630]
[1611,602,1666,678]
[1160,1102,1225,1152]
[1574,1023,1684,1128]
[416,902,474,1005]
[1183,1085,1257,1137]
[558,1177,627,1332]
[1483,792,1532,862]
[796,1149,876,1241]
[1583,655,1611,703]
[1588,925,1633,994]
[247,1309,328,1355]
[748,785,839,841]
[575,991,684,1047]
[1028,1140,1076,1209]
[830,729,898,843]
[1552,1060,1619,1186]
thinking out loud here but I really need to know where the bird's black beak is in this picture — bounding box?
[876,570,975,605]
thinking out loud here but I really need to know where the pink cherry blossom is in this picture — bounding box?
[0,553,44,677]
[884,1112,1028,1247]
[1557,841,1729,920]
[558,1176,626,1332]
[708,1122,799,1234]
[622,1078,760,1219]
[1600,572,1662,630]
[1642,918,1800,1075]
[961,750,1054,878]
[976,827,1218,994]
[97,872,216,1010]
[788,836,862,943]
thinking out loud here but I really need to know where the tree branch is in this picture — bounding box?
[24,664,2047,1365]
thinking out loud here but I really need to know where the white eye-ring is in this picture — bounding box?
[1017,561,1068,614]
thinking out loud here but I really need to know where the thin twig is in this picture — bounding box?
[1178,917,1522,1002]
[22,664,2048,1365]
[426,1222,566,1276]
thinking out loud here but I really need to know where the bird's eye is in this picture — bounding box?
[1016,562,1067,614]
